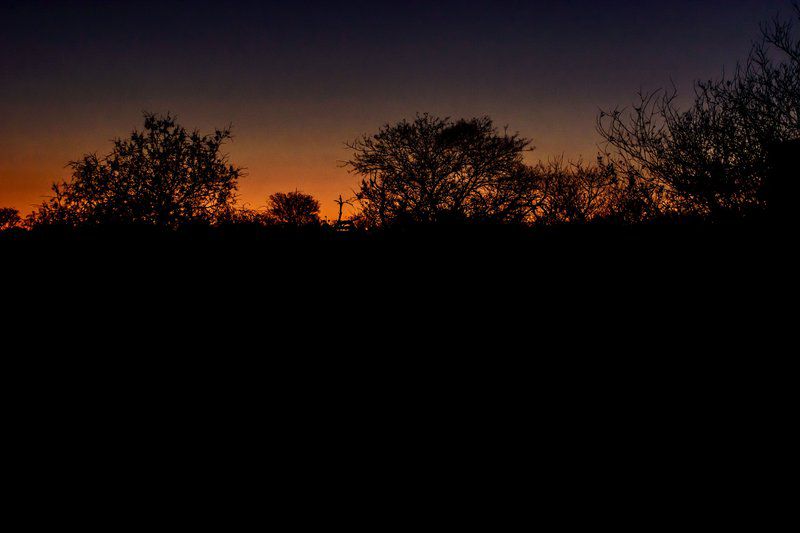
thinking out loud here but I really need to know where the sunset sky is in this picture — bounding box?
[0,0,789,219]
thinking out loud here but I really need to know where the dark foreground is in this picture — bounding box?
[2,222,788,527]
[2,221,784,337]
[5,221,785,395]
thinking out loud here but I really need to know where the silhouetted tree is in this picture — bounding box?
[29,113,242,227]
[598,88,758,219]
[598,6,800,220]
[266,191,321,226]
[0,208,21,231]
[346,114,535,227]
[334,195,355,225]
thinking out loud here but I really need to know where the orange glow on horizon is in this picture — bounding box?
[1,125,584,222]
[0,166,361,222]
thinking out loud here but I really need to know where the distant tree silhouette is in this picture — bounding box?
[266,191,321,226]
[334,195,355,225]
[29,113,242,227]
[598,6,800,220]
[0,208,21,231]
[346,114,536,227]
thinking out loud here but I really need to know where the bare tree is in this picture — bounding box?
[598,88,760,218]
[29,113,242,227]
[731,4,800,144]
[346,114,536,227]
[334,195,355,225]
[598,6,800,220]
[266,191,321,227]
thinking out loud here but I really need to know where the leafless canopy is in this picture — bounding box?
[597,4,800,219]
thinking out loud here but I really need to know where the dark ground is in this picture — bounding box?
[2,220,784,347]
[1,221,788,527]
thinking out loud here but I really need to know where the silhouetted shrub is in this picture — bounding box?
[0,208,21,231]
[266,191,321,227]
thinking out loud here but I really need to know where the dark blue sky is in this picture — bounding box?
[0,0,791,216]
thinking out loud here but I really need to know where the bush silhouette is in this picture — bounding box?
[0,208,21,231]
[266,191,321,227]
[29,113,242,228]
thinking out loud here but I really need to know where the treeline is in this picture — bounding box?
[2,8,798,237]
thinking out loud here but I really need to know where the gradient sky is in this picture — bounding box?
[0,0,790,219]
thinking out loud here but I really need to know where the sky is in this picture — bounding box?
[0,0,791,219]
